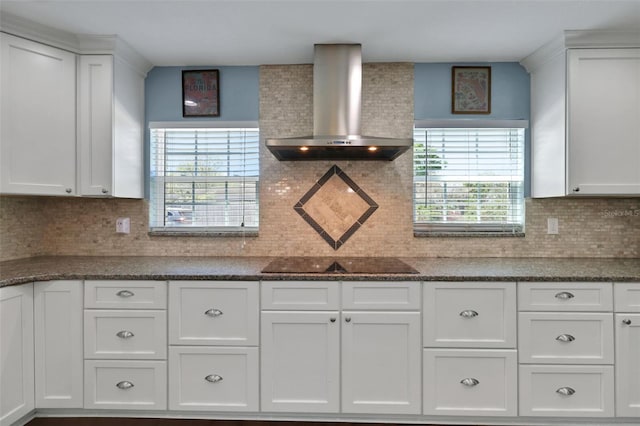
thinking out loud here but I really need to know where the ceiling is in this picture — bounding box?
[1,0,639,66]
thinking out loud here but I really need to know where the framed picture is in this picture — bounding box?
[182,69,220,117]
[451,66,491,114]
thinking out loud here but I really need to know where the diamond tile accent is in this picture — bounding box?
[294,165,378,250]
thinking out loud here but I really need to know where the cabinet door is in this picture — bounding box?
[34,281,83,408]
[169,281,259,346]
[0,284,34,426]
[342,311,421,414]
[567,48,640,195]
[169,346,258,411]
[0,33,76,196]
[261,311,339,412]
[78,55,113,196]
[616,313,640,416]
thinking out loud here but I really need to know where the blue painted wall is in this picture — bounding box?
[144,66,259,196]
[414,62,531,195]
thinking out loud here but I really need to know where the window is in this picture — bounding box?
[149,123,259,233]
[413,120,526,234]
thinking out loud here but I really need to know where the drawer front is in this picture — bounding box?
[84,360,167,410]
[85,281,167,309]
[261,281,339,310]
[84,310,167,359]
[518,282,612,312]
[519,365,614,417]
[423,349,518,416]
[168,346,258,411]
[518,312,614,364]
[423,282,517,348]
[342,281,420,310]
[614,282,640,312]
[169,281,259,346]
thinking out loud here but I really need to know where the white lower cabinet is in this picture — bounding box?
[261,311,340,412]
[0,283,34,426]
[423,349,518,416]
[34,280,83,408]
[84,360,166,410]
[168,346,259,411]
[342,311,421,414]
[615,281,640,417]
[519,364,615,417]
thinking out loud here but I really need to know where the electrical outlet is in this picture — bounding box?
[116,217,130,234]
[547,217,559,235]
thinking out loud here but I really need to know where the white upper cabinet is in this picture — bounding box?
[78,55,144,198]
[0,33,77,196]
[522,31,640,197]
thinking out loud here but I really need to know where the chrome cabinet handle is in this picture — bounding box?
[65,188,72,194]
[101,188,108,194]
[572,187,580,193]
[556,334,575,343]
[330,318,336,323]
[460,378,479,387]
[459,310,479,318]
[204,308,223,317]
[116,290,134,298]
[205,374,223,383]
[116,330,134,339]
[622,319,632,325]
[555,291,575,300]
[556,387,576,396]
[116,381,134,390]
[345,317,351,323]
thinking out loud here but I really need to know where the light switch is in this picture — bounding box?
[116,217,130,234]
[547,217,559,235]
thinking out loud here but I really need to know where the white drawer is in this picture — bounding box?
[84,360,166,410]
[519,365,614,417]
[84,310,167,359]
[614,282,640,312]
[518,282,612,312]
[342,281,420,310]
[168,346,258,411]
[423,349,518,416]
[261,281,339,310]
[423,282,517,348]
[518,312,614,364]
[169,281,259,346]
[85,280,167,309]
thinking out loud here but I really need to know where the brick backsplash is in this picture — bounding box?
[1,63,638,261]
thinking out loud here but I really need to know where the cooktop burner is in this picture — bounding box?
[261,257,419,274]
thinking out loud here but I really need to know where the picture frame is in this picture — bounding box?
[182,69,220,117]
[451,66,491,114]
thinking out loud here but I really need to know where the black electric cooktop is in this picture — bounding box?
[261,257,419,274]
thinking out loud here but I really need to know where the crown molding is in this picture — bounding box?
[520,29,640,74]
[0,12,152,76]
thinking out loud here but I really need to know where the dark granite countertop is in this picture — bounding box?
[0,256,639,287]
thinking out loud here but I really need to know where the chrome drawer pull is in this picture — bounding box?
[205,374,223,383]
[116,330,135,339]
[204,308,223,317]
[460,378,479,387]
[116,381,134,390]
[556,334,575,343]
[556,387,575,396]
[459,310,478,318]
[555,291,575,300]
[622,319,632,325]
[116,290,135,298]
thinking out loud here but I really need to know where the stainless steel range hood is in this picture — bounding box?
[265,44,412,161]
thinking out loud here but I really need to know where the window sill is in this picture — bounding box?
[149,230,259,238]
[414,230,525,238]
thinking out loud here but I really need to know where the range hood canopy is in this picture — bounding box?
[266,44,412,161]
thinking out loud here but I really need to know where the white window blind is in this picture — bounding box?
[149,125,259,232]
[413,125,525,233]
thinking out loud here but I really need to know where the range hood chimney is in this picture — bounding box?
[265,44,412,161]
